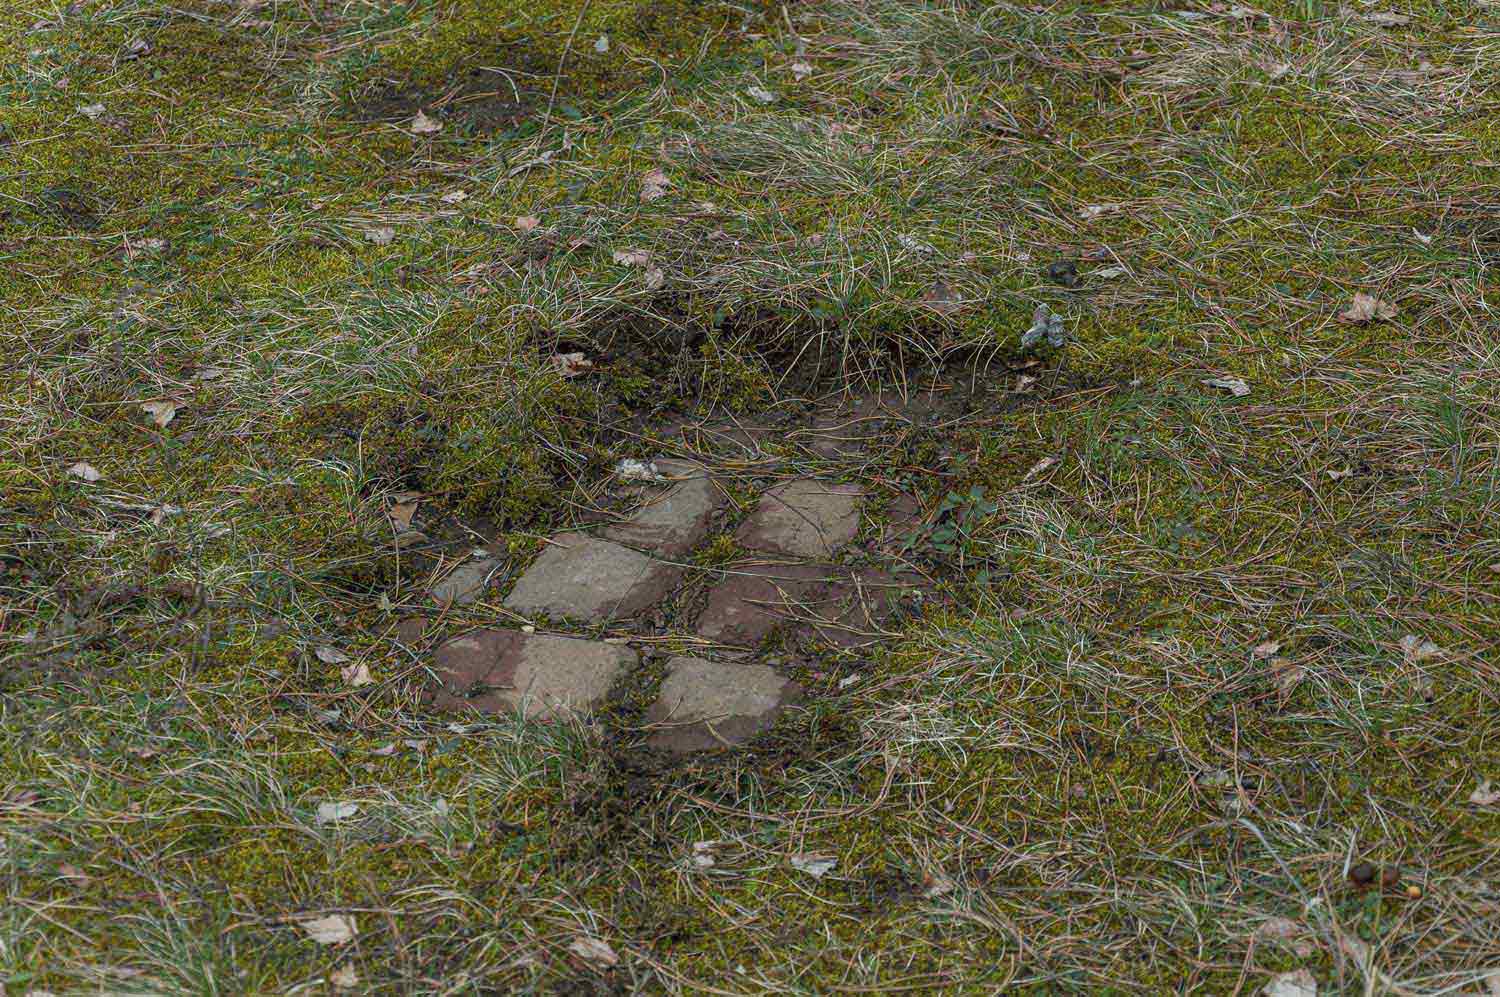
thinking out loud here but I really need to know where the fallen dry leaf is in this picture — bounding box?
[550,352,593,378]
[329,964,358,989]
[315,801,359,825]
[514,215,540,233]
[1079,202,1124,220]
[1252,640,1281,660]
[1399,634,1442,663]
[364,226,395,246]
[1339,291,1397,324]
[340,662,372,687]
[640,169,672,202]
[388,498,419,531]
[691,840,721,868]
[1023,456,1058,480]
[440,189,468,204]
[1268,657,1306,696]
[643,267,665,290]
[1262,968,1317,997]
[922,874,955,898]
[1253,916,1314,957]
[410,109,443,135]
[1363,11,1411,26]
[790,853,836,878]
[67,461,102,482]
[140,400,179,428]
[1470,779,1500,806]
[315,646,351,665]
[921,281,965,315]
[568,935,619,968]
[1202,376,1251,397]
[296,913,357,945]
[746,85,776,104]
[612,248,650,267]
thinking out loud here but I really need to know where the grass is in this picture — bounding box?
[3,0,1500,992]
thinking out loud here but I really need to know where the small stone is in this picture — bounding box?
[503,533,682,623]
[1045,259,1079,287]
[602,462,722,558]
[427,630,635,719]
[428,558,498,607]
[737,479,863,558]
[645,656,802,752]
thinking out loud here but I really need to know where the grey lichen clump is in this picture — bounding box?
[1021,303,1067,349]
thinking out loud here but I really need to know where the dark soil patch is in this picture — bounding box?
[346,68,531,135]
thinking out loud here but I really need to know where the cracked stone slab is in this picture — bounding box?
[427,630,635,719]
[736,479,863,558]
[601,461,723,558]
[695,562,830,646]
[503,533,682,623]
[645,656,803,752]
[428,557,499,606]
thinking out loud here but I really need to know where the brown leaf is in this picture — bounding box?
[340,662,372,687]
[612,248,651,267]
[921,281,965,315]
[640,169,672,203]
[140,400,179,428]
[388,498,420,531]
[1339,291,1397,324]
[67,461,102,482]
[296,914,357,945]
[550,352,593,378]
[568,935,619,968]
[1470,779,1500,806]
[330,964,358,989]
[410,109,443,135]
[514,215,540,233]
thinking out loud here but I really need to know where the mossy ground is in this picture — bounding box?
[3,0,1499,992]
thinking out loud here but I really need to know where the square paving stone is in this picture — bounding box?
[784,567,930,649]
[503,533,682,623]
[695,562,830,646]
[737,479,863,558]
[601,461,723,559]
[427,630,636,719]
[645,656,803,752]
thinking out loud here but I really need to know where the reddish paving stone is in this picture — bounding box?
[601,461,723,558]
[395,616,429,646]
[737,479,863,558]
[787,568,928,649]
[695,562,830,646]
[503,533,682,623]
[645,656,803,752]
[428,630,635,719]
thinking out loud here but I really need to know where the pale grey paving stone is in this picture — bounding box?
[427,630,636,720]
[736,479,863,558]
[502,532,682,623]
[601,460,723,558]
[645,656,803,752]
[428,557,499,606]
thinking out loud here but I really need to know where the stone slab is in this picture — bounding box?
[736,479,863,558]
[695,562,830,646]
[428,557,499,607]
[503,533,682,623]
[428,629,635,719]
[789,568,927,649]
[601,463,722,558]
[645,656,803,752]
